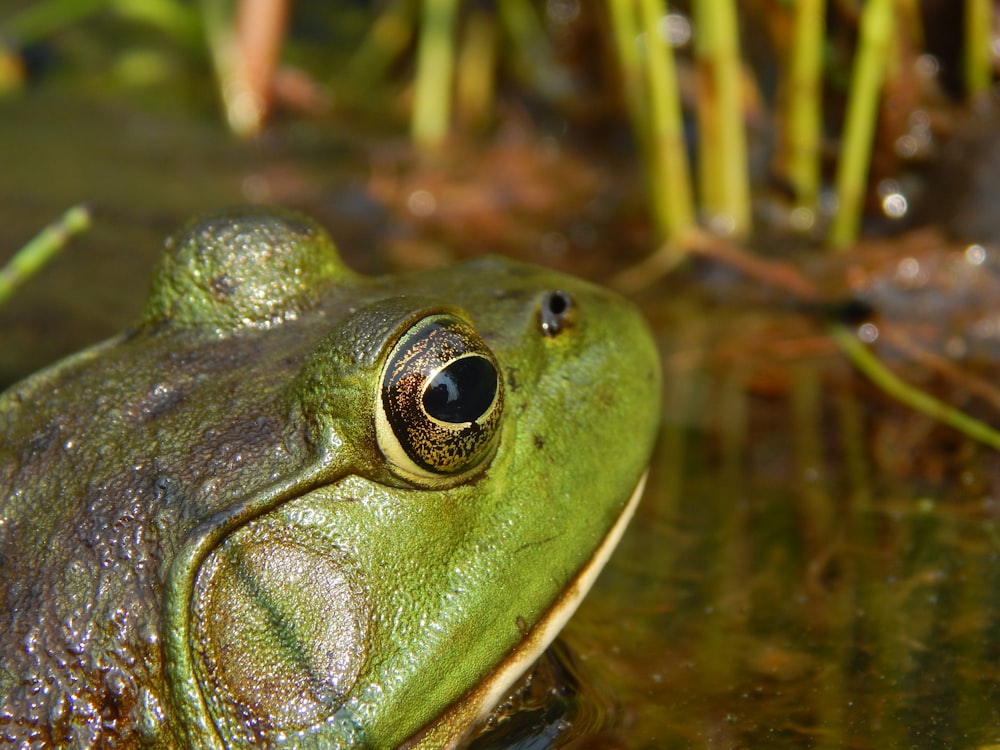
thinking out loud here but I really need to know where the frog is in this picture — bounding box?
[0,207,661,748]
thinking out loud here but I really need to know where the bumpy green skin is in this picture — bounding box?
[0,208,661,748]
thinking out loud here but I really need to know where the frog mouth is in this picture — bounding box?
[401,470,649,749]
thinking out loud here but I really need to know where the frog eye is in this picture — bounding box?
[376,313,504,481]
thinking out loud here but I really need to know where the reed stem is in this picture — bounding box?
[2,0,110,44]
[411,0,459,149]
[348,0,415,86]
[637,0,694,246]
[965,0,994,101]
[692,0,751,236]
[831,324,1000,452]
[607,0,649,156]
[787,0,826,209]
[456,8,497,129]
[828,0,894,249]
[0,205,91,307]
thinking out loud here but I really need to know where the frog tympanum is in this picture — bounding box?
[0,208,661,748]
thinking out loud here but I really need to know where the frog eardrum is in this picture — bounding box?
[377,313,504,481]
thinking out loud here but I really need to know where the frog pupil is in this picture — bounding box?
[423,357,497,424]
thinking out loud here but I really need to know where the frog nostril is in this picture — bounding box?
[539,291,574,337]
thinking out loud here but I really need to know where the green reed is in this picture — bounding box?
[786,0,825,210]
[828,0,894,249]
[965,0,994,101]
[411,0,459,149]
[830,325,1000,452]
[691,0,750,237]
[0,205,91,308]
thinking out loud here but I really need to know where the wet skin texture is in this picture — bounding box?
[0,208,661,748]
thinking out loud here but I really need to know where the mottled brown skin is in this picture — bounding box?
[0,322,315,746]
[0,209,345,745]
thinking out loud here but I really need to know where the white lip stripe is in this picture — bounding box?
[456,470,649,742]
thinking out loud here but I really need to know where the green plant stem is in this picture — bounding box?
[828,0,893,249]
[456,8,497,128]
[787,0,825,209]
[2,0,111,43]
[113,0,201,43]
[411,0,459,149]
[0,205,91,307]
[692,0,751,236]
[199,0,244,134]
[637,0,694,247]
[607,0,648,154]
[236,0,290,129]
[347,0,415,87]
[831,324,1000,452]
[497,0,560,97]
[965,0,993,100]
